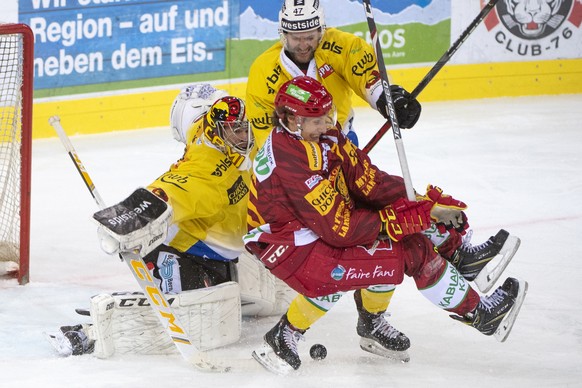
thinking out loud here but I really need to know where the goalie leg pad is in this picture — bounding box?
[88,282,241,358]
[238,251,296,317]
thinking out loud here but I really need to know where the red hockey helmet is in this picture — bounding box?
[275,76,333,119]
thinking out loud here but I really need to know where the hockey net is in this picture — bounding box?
[0,24,33,285]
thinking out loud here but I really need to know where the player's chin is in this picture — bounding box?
[291,52,313,64]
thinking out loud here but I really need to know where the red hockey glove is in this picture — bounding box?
[419,185,469,235]
[379,198,433,242]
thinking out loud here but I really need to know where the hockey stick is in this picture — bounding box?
[361,0,500,154]
[362,0,415,200]
[48,116,231,372]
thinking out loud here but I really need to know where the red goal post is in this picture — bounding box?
[0,23,33,285]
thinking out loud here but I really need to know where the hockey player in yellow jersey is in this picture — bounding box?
[47,90,296,358]
[246,0,422,148]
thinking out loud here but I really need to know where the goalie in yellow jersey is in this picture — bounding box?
[246,0,422,149]
[47,89,295,358]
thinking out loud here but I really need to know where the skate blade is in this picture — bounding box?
[359,338,410,363]
[474,235,521,293]
[44,331,73,357]
[251,343,296,375]
[494,279,528,342]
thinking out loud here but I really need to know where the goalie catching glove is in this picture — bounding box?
[379,198,433,242]
[419,185,469,234]
[93,188,173,257]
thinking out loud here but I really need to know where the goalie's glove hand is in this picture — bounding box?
[379,198,432,242]
[419,185,469,235]
[376,85,422,129]
[93,188,173,257]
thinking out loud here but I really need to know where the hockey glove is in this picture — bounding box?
[419,185,469,235]
[379,198,433,242]
[93,188,173,257]
[376,85,422,129]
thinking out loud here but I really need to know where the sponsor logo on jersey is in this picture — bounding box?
[265,64,283,94]
[343,265,396,281]
[318,63,335,79]
[227,175,249,205]
[305,174,323,189]
[262,244,289,266]
[482,0,581,57]
[354,159,377,196]
[351,51,376,76]
[300,140,322,171]
[212,156,233,177]
[330,264,346,281]
[250,113,274,130]
[437,265,467,309]
[159,173,189,191]
[321,40,342,54]
[305,181,337,216]
[332,201,350,237]
[253,141,276,182]
[157,253,181,293]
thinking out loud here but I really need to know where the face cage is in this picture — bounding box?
[216,120,254,155]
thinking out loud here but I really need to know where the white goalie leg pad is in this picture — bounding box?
[88,282,241,358]
[238,251,297,317]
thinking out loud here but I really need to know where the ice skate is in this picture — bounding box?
[453,277,528,342]
[451,229,520,293]
[252,314,305,375]
[356,309,411,363]
[45,324,95,356]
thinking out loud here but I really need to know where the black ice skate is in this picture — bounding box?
[450,229,520,293]
[452,277,528,342]
[252,314,305,375]
[356,309,411,363]
[45,324,95,357]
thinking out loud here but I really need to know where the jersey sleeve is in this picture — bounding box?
[337,133,407,207]
[332,28,383,108]
[246,44,286,149]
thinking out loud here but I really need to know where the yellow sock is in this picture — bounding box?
[360,287,395,314]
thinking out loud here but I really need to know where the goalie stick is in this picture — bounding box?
[48,116,235,372]
[361,0,501,154]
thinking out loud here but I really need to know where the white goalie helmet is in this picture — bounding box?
[278,0,326,35]
[169,83,228,144]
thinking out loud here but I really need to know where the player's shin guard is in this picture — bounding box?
[417,258,481,315]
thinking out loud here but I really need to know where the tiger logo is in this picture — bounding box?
[501,0,569,38]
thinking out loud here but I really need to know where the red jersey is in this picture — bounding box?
[245,124,407,245]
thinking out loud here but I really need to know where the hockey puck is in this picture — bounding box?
[309,344,327,360]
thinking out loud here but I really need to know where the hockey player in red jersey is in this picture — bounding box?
[244,76,528,374]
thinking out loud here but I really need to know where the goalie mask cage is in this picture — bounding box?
[0,23,33,285]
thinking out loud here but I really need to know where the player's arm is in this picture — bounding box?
[340,32,421,129]
[246,61,278,149]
